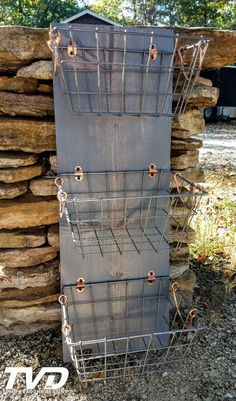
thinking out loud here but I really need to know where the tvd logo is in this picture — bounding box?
[5,367,69,390]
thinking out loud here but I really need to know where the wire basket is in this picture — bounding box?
[59,275,204,383]
[55,167,206,257]
[48,25,209,117]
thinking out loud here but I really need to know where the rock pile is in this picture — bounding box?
[0,26,225,335]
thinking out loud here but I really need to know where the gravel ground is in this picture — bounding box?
[0,122,235,401]
[199,122,236,172]
[0,293,235,401]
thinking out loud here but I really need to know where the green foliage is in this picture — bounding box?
[0,0,86,27]
[1,1,235,30]
[127,0,178,25]
[90,0,236,29]
[90,0,129,24]
[171,0,236,29]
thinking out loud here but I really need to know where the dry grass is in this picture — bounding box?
[190,172,236,267]
[190,171,236,304]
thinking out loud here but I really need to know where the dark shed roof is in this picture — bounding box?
[63,10,120,26]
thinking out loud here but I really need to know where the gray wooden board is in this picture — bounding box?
[54,114,171,173]
[52,23,174,362]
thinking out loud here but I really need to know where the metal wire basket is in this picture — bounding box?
[48,25,209,117]
[59,275,204,383]
[55,166,206,257]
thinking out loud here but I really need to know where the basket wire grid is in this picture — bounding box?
[59,276,204,383]
[56,168,206,257]
[48,26,209,117]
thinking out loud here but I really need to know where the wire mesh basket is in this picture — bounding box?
[48,25,209,117]
[55,166,206,257]
[59,275,204,383]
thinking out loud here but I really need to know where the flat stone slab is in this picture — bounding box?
[0,282,59,301]
[171,269,196,293]
[171,138,202,151]
[171,150,199,170]
[37,83,53,94]
[0,195,58,229]
[0,117,56,153]
[0,227,46,248]
[0,164,44,183]
[169,226,196,244]
[0,246,57,268]
[0,76,38,93]
[47,224,59,250]
[0,260,59,290]
[196,76,212,87]
[188,85,219,108]
[0,304,60,328]
[0,181,29,199]
[0,92,54,117]
[17,61,52,80]
[170,245,189,261]
[2,293,59,309]
[170,260,189,279]
[0,26,51,72]
[172,107,205,138]
[30,177,57,196]
[1,26,236,72]
[0,152,38,168]
[176,28,236,69]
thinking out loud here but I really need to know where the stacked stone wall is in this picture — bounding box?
[0,26,233,335]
